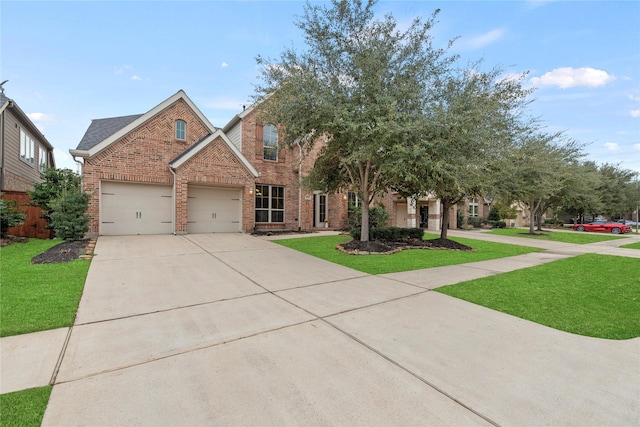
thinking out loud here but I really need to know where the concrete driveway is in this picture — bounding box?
[40,233,639,426]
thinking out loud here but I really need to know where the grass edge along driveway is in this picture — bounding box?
[274,234,542,275]
[1,239,90,427]
[436,253,640,340]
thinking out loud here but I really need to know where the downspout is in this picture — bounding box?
[295,140,302,231]
[169,167,177,235]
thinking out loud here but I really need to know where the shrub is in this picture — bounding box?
[348,204,389,230]
[351,226,423,241]
[0,197,26,237]
[49,190,89,241]
[28,168,82,229]
[488,206,501,222]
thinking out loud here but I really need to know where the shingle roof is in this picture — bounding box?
[76,114,143,151]
[169,133,212,165]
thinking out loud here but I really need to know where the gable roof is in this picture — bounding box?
[70,90,217,158]
[169,129,259,177]
[0,94,56,157]
[75,114,143,151]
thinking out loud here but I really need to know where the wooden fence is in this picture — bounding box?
[1,191,53,239]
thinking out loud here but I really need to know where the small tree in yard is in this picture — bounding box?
[49,189,89,241]
[29,168,82,228]
[0,196,26,238]
[28,168,89,240]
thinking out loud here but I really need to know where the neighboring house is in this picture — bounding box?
[1,92,56,239]
[0,93,55,192]
[70,90,352,236]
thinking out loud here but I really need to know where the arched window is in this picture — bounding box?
[263,124,278,161]
[175,120,186,140]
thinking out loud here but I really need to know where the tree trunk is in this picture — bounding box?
[440,199,450,240]
[361,188,370,242]
[528,199,536,234]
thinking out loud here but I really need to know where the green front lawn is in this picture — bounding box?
[0,239,90,337]
[488,227,630,244]
[436,254,640,339]
[274,233,541,274]
[620,241,640,250]
[0,387,51,427]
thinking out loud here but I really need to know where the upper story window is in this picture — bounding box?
[39,145,49,172]
[175,120,186,140]
[20,129,35,165]
[263,124,278,161]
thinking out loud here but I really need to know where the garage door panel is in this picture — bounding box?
[187,186,241,233]
[101,182,173,235]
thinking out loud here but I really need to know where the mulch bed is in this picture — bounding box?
[31,239,91,264]
[0,236,92,264]
[339,237,474,255]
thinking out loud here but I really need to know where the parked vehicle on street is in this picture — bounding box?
[616,220,639,227]
[572,220,631,234]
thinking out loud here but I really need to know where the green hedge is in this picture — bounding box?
[350,227,424,241]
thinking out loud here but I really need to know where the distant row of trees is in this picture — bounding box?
[254,0,637,240]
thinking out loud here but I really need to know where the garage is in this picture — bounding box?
[187,186,242,233]
[100,181,173,235]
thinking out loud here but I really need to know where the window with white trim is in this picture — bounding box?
[263,124,278,161]
[176,120,186,140]
[255,184,284,223]
[39,145,49,172]
[468,198,479,217]
[20,129,35,165]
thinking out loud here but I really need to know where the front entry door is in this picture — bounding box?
[314,193,328,227]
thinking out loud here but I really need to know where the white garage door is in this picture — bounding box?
[187,186,241,233]
[101,182,173,235]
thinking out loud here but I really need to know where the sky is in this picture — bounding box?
[1,0,639,175]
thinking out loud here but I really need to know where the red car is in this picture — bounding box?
[572,220,631,234]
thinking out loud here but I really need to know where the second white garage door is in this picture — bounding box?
[187,186,242,233]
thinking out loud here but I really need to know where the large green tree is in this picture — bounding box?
[499,131,584,234]
[391,64,533,239]
[254,0,455,241]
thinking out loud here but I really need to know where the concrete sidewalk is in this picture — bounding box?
[1,231,638,426]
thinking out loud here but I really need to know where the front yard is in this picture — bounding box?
[488,227,632,243]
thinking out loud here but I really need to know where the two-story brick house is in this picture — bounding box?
[71,90,352,236]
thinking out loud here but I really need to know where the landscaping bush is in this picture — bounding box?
[488,220,507,228]
[544,218,565,228]
[348,204,389,230]
[0,196,26,238]
[49,190,89,241]
[488,206,501,222]
[350,226,423,241]
[467,216,486,228]
[456,207,464,229]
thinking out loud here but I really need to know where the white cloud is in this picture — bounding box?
[530,67,614,89]
[603,142,620,151]
[634,143,640,151]
[114,64,132,75]
[131,75,141,81]
[221,62,229,68]
[27,112,55,124]
[461,28,506,49]
[631,110,640,118]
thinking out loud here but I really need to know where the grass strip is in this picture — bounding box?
[274,234,541,275]
[488,227,630,244]
[620,241,640,250]
[0,386,51,427]
[0,239,90,337]
[436,254,640,339]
